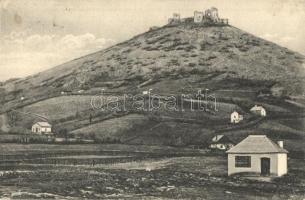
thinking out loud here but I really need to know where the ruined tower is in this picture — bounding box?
[194,11,204,23]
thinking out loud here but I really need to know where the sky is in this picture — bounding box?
[1,0,305,81]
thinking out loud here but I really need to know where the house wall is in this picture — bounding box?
[230,113,242,123]
[228,153,287,176]
[32,125,52,134]
[251,108,266,116]
[210,144,226,150]
[277,153,287,176]
[210,143,234,150]
[41,127,52,133]
[230,113,237,123]
[32,125,41,133]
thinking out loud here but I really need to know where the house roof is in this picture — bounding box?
[226,135,288,154]
[211,135,234,144]
[231,111,242,115]
[34,122,52,127]
[250,105,265,111]
[212,135,224,142]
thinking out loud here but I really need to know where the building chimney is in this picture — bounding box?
[277,141,284,148]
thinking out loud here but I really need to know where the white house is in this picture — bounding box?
[226,135,288,176]
[230,111,243,123]
[209,135,234,151]
[32,122,52,135]
[250,105,266,117]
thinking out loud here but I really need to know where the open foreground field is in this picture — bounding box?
[0,144,304,199]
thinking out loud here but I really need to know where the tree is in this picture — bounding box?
[58,128,68,141]
[89,114,92,124]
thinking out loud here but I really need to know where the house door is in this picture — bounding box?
[261,157,270,175]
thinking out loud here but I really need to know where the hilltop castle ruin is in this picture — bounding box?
[168,7,228,25]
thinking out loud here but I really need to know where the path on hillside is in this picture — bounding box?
[10,109,49,121]
[214,117,265,134]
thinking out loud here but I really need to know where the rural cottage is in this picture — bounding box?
[230,111,243,124]
[226,135,288,176]
[250,105,266,117]
[32,122,52,135]
[209,135,234,151]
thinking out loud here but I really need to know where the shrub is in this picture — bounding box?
[57,128,68,139]
[188,63,196,67]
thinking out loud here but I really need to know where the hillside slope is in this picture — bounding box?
[1,23,305,107]
[0,22,305,154]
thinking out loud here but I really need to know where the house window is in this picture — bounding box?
[235,156,251,168]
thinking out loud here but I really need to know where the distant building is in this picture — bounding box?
[149,26,159,31]
[192,7,229,25]
[168,13,181,24]
[180,18,186,23]
[168,8,228,25]
[205,7,219,23]
[32,122,52,135]
[250,105,266,117]
[220,18,229,25]
[194,11,204,23]
[226,135,288,176]
[209,135,234,151]
[230,111,243,124]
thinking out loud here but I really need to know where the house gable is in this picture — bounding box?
[226,135,288,154]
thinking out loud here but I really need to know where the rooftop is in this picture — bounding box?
[34,122,52,127]
[211,135,234,144]
[250,105,265,111]
[226,135,288,154]
[212,135,224,142]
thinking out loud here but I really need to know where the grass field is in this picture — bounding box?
[0,144,304,199]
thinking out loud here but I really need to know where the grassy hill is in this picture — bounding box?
[0,22,305,154]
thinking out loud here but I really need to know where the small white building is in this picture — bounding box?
[209,135,234,151]
[230,111,243,124]
[250,105,266,117]
[226,135,288,176]
[32,122,52,135]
